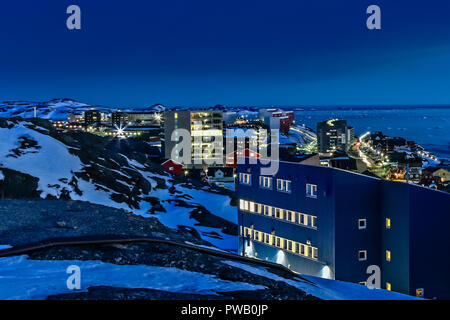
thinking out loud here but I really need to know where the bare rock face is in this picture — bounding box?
[0,168,41,199]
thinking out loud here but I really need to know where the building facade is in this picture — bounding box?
[163,110,223,167]
[237,160,450,299]
[84,109,101,127]
[317,119,353,154]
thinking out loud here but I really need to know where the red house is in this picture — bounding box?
[162,159,184,175]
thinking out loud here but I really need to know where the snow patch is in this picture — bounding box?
[0,255,265,300]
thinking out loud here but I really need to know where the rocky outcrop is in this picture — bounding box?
[0,168,41,199]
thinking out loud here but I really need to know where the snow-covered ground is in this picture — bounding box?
[0,120,238,251]
[0,122,83,199]
[0,255,265,300]
[223,261,419,300]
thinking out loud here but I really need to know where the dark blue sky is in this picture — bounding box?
[1,0,450,107]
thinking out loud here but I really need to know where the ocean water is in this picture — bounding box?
[293,106,450,158]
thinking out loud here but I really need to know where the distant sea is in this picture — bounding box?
[292,106,450,158]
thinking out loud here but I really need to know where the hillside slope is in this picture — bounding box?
[0,117,237,250]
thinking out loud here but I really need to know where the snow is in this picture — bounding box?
[177,185,237,224]
[0,255,265,300]
[0,122,84,198]
[223,261,420,300]
[137,170,238,252]
[0,121,238,252]
[0,245,11,250]
[0,170,4,181]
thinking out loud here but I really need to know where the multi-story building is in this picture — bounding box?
[259,109,294,134]
[112,111,161,128]
[163,110,223,167]
[112,111,129,127]
[317,119,353,154]
[84,108,101,127]
[237,160,450,299]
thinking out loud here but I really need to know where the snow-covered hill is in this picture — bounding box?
[0,117,236,250]
[0,99,166,120]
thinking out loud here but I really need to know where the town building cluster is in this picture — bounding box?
[50,106,449,299]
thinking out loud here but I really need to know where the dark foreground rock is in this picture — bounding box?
[0,199,205,247]
[0,199,319,300]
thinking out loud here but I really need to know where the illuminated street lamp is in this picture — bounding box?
[114,124,127,138]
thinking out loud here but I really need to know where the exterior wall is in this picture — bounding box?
[163,110,190,159]
[237,159,450,299]
[408,185,450,299]
[380,181,410,295]
[334,170,381,283]
[237,162,336,279]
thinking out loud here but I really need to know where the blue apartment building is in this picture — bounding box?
[237,160,450,299]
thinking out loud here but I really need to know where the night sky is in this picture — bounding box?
[1,0,450,107]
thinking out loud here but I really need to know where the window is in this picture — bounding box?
[287,241,292,251]
[306,183,318,198]
[358,250,367,261]
[311,216,317,229]
[275,237,281,248]
[358,219,367,230]
[239,173,251,185]
[386,218,391,229]
[386,282,391,291]
[312,247,318,259]
[416,288,424,298]
[277,179,292,192]
[286,211,292,221]
[263,205,272,216]
[275,208,281,219]
[249,202,255,213]
[386,250,391,262]
[259,176,273,189]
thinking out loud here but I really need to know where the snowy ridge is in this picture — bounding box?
[0,99,166,121]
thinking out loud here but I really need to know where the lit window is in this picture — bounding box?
[249,202,255,213]
[275,208,281,218]
[311,216,317,228]
[306,183,318,198]
[416,288,424,298]
[275,237,281,248]
[358,219,367,230]
[239,199,244,210]
[312,247,318,259]
[287,241,292,251]
[259,176,273,189]
[174,113,178,119]
[386,250,391,262]
[358,250,367,261]
[299,214,305,225]
[239,173,251,185]
[386,282,391,291]
[386,218,391,229]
